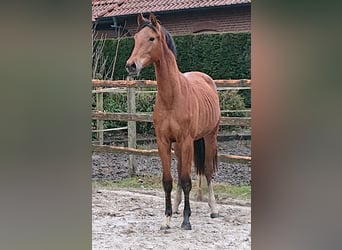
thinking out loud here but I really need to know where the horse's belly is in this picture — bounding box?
[194,107,220,136]
[153,100,219,141]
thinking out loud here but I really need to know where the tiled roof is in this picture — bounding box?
[92,0,251,21]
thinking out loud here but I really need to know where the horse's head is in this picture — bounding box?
[126,13,162,76]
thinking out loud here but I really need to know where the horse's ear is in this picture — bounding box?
[137,13,144,25]
[149,13,158,27]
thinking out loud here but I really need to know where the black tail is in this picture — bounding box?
[194,138,205,175]
[194,138,218,175]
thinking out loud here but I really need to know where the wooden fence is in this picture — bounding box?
[92,79,251,175]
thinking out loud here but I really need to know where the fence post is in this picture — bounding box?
[96,91,104,145]
[127,76,136,176]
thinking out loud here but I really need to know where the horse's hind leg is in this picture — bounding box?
[204,133,219,218]
[207,176,219,218]
[196,174,204,201]
[179,137,194,230]
[173,183,182,214]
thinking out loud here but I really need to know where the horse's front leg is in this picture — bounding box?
[180,137,194,230]
[157,138,173,230]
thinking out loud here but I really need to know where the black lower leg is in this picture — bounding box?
[163,178,173,217]
[181,177,192,230]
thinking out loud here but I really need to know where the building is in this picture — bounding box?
[92,0,251,38]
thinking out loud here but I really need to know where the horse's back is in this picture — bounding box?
[183,71,217,91]
[183,71,219,107]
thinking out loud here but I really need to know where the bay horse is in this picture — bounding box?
[126,13,220,230]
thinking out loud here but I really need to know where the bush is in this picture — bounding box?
[238,89,251,108]
[175,33,251,79]
[97,91,156,135]
[93,32,250,80]
[103,92,128,132]
[135,91,156,134]
[219,90,246,117]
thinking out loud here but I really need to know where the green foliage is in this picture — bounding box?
[219,90,246,117]
[135,91,156,134]
[93,177,251,199]
[99,91,156,134]
[213,183,251,199]
[174,33,251,79]
[93,32,250,80]
[94,175,162,189]
[219,90,247,131]
[102,92,127,130]
[238,89,251,108]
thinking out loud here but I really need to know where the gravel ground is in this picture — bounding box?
[92,139,251,185]
[92,137,251,249]
[92,187,251,250]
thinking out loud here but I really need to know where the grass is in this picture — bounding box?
[212,183,250,199]
[93,174,251,200]
[94,175,162,189]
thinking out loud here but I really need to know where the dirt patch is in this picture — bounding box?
[92,187,251,250]
[92,140,251,185]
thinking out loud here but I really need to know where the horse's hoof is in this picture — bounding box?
[210,212,219,218]
[181,222,192,230]
[160,225,171,230]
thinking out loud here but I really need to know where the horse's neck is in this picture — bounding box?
[154,49,182,108]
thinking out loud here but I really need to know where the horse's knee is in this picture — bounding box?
[162,177,173,193]
[180,176,192,193]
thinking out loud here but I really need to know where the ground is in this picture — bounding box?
[92,138,251,249]
[92,187,251,250]
[92,139,251,185]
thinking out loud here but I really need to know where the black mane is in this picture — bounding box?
[161,26,177,58]
[136,20,177,58]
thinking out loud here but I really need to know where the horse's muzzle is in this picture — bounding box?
[125,62,137,75]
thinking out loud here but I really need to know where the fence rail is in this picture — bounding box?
[92,145,251,164]
[92,79,251,88]
[92,111,251,126]
[92,79,251,175]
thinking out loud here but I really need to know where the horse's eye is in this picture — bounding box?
[149,37,155,42]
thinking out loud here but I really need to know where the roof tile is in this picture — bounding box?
[92,0,251,21]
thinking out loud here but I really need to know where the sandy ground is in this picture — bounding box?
[92,187,251,250]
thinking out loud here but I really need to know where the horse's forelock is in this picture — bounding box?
[136,21,157,33]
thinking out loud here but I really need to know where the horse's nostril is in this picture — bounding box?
[126,62,137,73]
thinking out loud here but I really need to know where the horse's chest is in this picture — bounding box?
[153,111,187,138]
